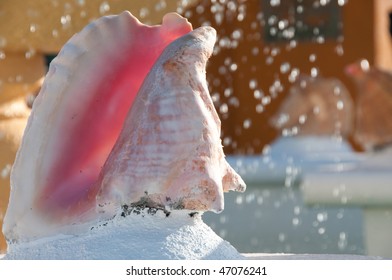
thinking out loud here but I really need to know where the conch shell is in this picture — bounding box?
[346,60,392,151]
[3,11,245,242]
[271,75,353,138]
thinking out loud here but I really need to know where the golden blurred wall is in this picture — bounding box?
[186,0,376,154]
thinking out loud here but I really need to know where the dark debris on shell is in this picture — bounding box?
[91,195,200,231]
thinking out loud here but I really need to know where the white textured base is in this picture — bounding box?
[3,210,243,260]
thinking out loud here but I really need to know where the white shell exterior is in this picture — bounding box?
[96,26,245,217]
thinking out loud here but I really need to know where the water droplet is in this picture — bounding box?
[249,79,257,89]
[237,13,245,22]
[223,136,232,146]
[266,56,274,65]
[317,212,328,222]
[299,114,307,124]
[318,227,326,235]
[215,13,224,25]
[224,88,233,97]
[270,0,281,7]
[245,193,255,203]
[211,92,220,103]
[228,96,240,107]
[294,206,301,215]
[219,37,230,48]
[337,100,344,110]
[232,29,242,40]
[292,217,300,226]
[77,0,85,6]
[219,215,227,224]
[284,177,293,187]
[278,20,288,30]
[360,59,370,71]
[256,104,264,113]
[196,5,205,14]
[278,233,286,242]
[235,195,243,205]
[310,67,319,77]
[262,96,271,105]
[30,24,37,33]
[230,63,238,72]
[338,239,347,250]
[218,65,226,75]
[280,62,291,74]
[297,5,304,13]
[320,0,330,6]
[52,29,59,38]
[333,86,341,96]
[219,103,228,114]
[60,15,71,29]
[25,48,36,59]
[289,40,297,49]
[271,47,280,56]
[337,210,344,219]
[15,75,23,82]
[219,229,227,238]
[1,164,12,178]
[139,7,149,19]
[243,119,252,129]
[155,0,167,11]
[288,68,300,83]
[99,1,110,15]
[338,0,348,6]
[335,44,344,56]
[254,89,263,99]
[316,36,325,44]
[309,54,317,62]
[0,51,5,60]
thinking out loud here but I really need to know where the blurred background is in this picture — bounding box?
[1,0,392,257]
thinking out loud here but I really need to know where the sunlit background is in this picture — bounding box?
[1,0,392,257]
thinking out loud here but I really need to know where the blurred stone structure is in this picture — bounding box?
[346,60,392,151]
[270,75,353,138]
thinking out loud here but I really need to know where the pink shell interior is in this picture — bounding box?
[39,12,192,216]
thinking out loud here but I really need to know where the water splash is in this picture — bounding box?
[99,2,110,15]
[1,164,12,179]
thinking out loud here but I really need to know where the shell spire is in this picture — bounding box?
[96,26,245,216]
